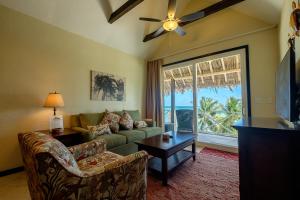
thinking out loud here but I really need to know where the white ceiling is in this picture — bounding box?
[0,0,283,58]
[233,0,283,25]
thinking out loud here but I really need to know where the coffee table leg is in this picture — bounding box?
[192,140,196,161]
[162,158,168,185]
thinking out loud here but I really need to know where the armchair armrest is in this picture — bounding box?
[68,138,106,161]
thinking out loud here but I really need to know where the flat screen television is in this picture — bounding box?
[276,46,298,122]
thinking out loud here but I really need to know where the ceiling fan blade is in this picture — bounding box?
[139,17,162,22]
[174,26,186,36]
[143,0,245,42]
[180,11,205,23]
[167,0,177,19]
[153,27,165,37]
[143,27,166,42]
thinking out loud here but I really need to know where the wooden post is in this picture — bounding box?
[171,79,175,127]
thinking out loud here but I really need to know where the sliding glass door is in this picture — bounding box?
[163,65,194,132]
[162,46,250,140]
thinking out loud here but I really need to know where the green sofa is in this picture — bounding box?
[71,110,162,155]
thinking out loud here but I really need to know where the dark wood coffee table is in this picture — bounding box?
[135,132,197,185]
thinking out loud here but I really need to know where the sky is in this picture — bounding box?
[164,85,242,107]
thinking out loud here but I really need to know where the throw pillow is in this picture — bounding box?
[101,112,121,133]
[119,112,134,130]
[87,124,112,136]
[134,120,148,128]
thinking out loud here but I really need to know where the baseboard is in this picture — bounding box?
[0,166,24,177]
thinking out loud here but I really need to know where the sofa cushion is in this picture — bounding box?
[79,113,104,129]
[137,127,162,138]
[101,112,121,133]
[119,112,134,130]
[134,120,147,128]
[114,111,124,117]
[96,134,126,149]
[70,115,81,127]
[117,130,146,143]
[109,143,138,156]
[124,110,141,121]
[87,124,111,136]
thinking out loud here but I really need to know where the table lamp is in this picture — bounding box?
[44,91,64,134]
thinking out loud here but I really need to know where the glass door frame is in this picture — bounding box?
[161,45,252,134]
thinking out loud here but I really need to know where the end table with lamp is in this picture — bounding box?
[44,91,65,134]
[42,91,85,146]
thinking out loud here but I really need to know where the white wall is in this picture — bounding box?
[0,5,146,171]
[152,1,279,118]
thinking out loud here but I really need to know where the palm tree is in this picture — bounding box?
[94,74,118,100]
[198,97,222,133]
[220,97,242,136]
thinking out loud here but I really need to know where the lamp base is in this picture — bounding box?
[49,115,64,133]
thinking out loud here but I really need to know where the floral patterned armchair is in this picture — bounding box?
[18,132,148,200]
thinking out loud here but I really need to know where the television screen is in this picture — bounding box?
[276,47,298,122]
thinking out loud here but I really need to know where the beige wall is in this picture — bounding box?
[152,1,279,118]
[279,0,300,66]
[0,5,146,171]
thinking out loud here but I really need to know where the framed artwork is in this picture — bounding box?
[90,70,126,101]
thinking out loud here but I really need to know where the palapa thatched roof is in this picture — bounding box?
[163,54,241,95]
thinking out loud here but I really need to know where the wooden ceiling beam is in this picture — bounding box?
[109,0,144,24]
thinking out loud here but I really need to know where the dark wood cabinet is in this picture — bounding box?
[233,118,300,200]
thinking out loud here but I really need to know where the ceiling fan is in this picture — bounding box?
[139,0,204,38]
[139,0,245,42]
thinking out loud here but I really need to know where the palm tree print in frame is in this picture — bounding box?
[91,70,126,101]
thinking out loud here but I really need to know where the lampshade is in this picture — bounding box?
[44,92,64,108]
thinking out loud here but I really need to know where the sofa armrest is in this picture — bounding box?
[144,119,156,127]
[68,138,106,161]
[72,127,89,133]
[72,127,97,142]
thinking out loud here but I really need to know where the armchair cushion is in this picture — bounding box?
[68,138,106,161]
[77,151,123,173]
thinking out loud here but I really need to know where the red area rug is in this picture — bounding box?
[147,148,239,200]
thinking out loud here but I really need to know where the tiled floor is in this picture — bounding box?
[0,171,30,200]
[0,147,202,200]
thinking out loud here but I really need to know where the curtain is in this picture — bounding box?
[146,59,163,127]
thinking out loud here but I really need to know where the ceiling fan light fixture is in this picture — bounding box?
[163,19,178,31]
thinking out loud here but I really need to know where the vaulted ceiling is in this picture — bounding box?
[0,0,283,58]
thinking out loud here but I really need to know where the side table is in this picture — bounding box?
[38,128,84,147]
